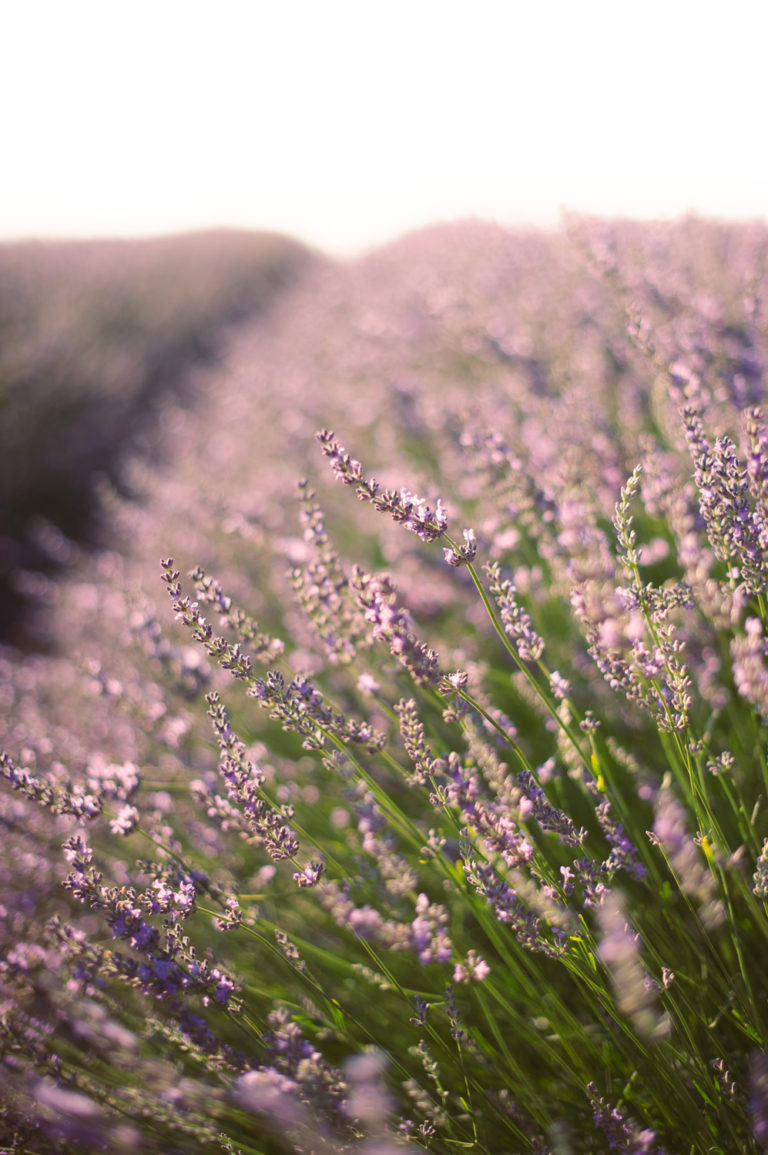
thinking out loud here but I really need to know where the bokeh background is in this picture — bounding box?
[3,0,768,643]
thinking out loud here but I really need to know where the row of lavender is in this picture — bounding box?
[2,216,768,1152]
[0,229,310,647]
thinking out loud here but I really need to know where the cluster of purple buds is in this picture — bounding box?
[205,691,301,860]
[746,407,768,526]
[682,409,768,593]
[318,429,474,549]
[517,768,587,848]
[443,984,465,1041]
[753,838,768,900]
[161,559,255,682]
[395,697,437,785]
[109,804,139,836]
[85,757,140,801]
[651,786,725,930]
[587,1082,663,1153]
[731,617,768,720]
[351,566,443,687]
[190,566,285,665]
[486,562,545,662]
[248,668,385,753]
[595,798,647,881]
[597,889,668,1041]
[293,860,325,888]
[213,896,243,931]
[460,836,561,957]
[443,528,477,567]
[452,949,490,983]
[1,752,102,820]
[409,893,452,965]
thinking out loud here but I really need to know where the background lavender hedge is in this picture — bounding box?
[0,228,311,648]
[2,216,768,1153]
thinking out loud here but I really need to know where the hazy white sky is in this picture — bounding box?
[3,1,767,256]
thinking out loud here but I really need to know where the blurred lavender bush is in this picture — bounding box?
[2,216,768,1152]
[0,228,312,646]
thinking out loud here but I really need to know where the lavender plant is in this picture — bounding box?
[2,218,768,1154]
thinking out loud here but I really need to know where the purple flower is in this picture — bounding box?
[317,429,458,544]
[731,617,768,720]
[652,787,725,929]
[452,950,490,983]
[292,860,325,888]
[109,804,139,836]
[486,561,545,662]
[597,890,668,1041]
[351,566,443,686]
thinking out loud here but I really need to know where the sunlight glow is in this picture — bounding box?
[3,0,767,255]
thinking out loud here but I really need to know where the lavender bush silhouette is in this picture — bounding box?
[2,217,768,1153]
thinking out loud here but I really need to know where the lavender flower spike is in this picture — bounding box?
[317,429,458,545]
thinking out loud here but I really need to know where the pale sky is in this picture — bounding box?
[3,1,767,257]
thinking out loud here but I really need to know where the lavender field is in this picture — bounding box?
[2,216,768,1153]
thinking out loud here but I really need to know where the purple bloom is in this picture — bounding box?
[351,566,443,686]
[731,617,768,720]
[597,889,669,1041]
[652,787,725,930]
[109,804,139,836]
[317,429,460,544]
[486,561,545,662]
[452,950,490,983]
[683,408,768,593]
[587,1082,666,1153]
